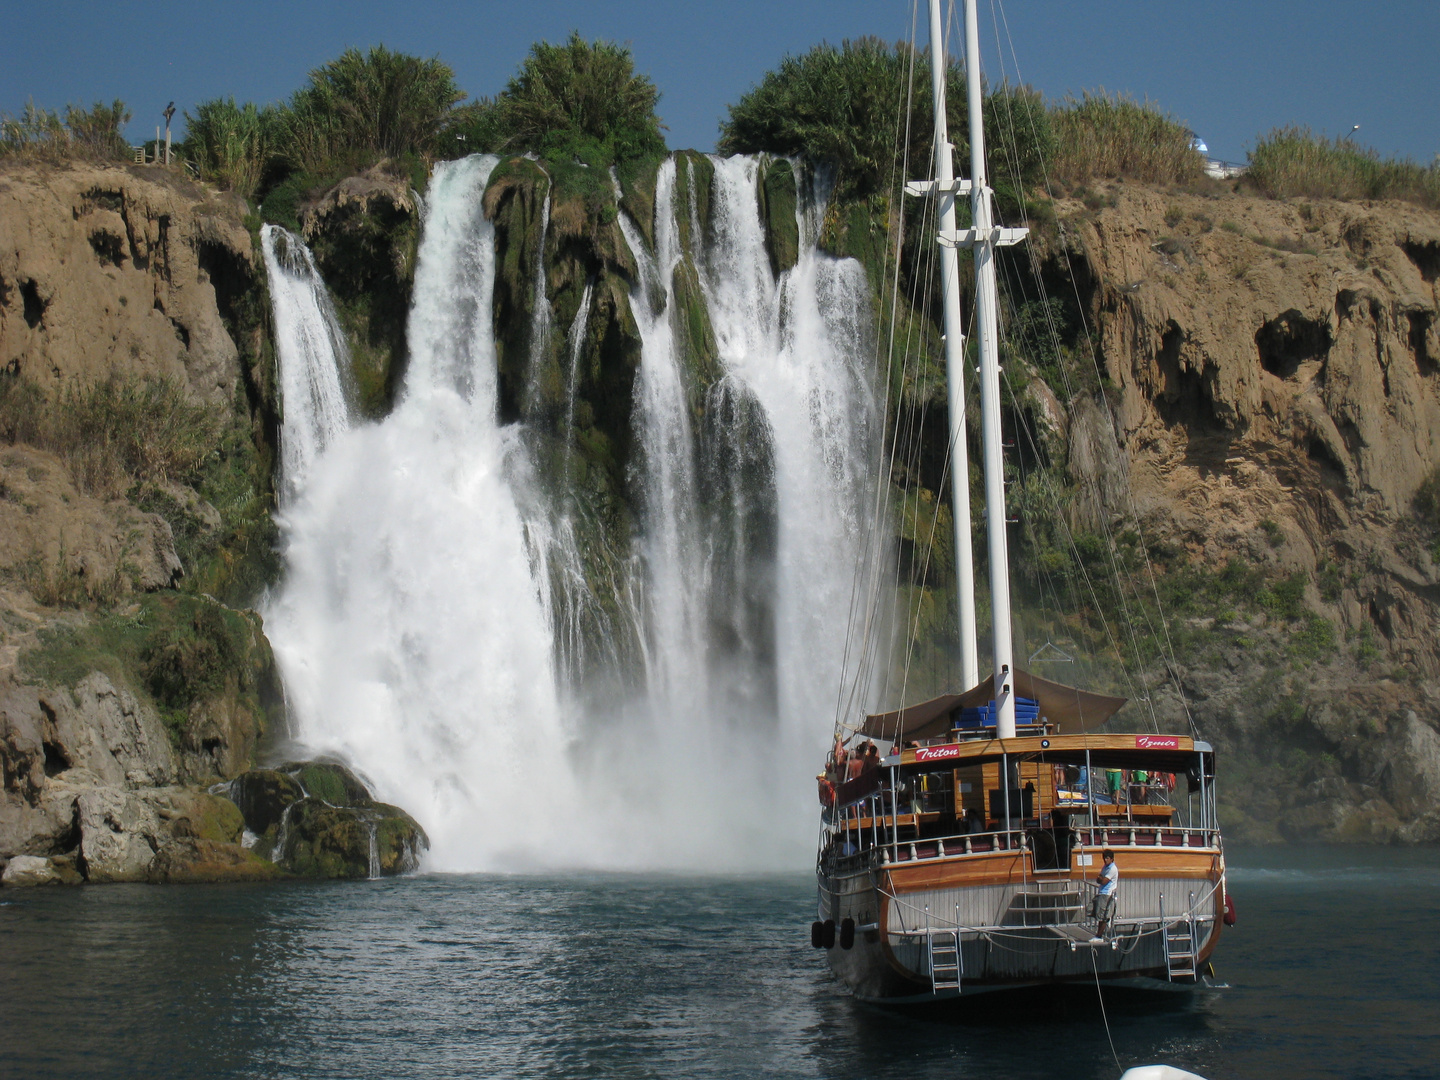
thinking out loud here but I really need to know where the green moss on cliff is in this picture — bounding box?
[18,591,283,770]
[758,157,799,276]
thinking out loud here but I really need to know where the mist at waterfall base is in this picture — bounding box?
[5,848,1438,1079]
[261,154,876,872]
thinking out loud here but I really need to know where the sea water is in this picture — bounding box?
[2,846,1437,1078]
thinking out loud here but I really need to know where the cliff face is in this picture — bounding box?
[0,162,283,883]
[0,163,259,405]
[1048,185,1440,841]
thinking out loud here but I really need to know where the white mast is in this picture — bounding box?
[923,0,978,690]
[962,0,1020,739]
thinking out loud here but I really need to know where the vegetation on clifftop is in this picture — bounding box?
[0,99,132,162]
[1247,126,1440,209]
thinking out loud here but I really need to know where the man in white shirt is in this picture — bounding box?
[1089,849,1118,943]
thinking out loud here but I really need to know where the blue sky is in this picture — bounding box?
[5,1,1437,167]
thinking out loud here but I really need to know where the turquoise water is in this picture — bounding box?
[2,847,1437,1078]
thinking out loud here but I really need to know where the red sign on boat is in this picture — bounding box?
[1135,735,1181,750]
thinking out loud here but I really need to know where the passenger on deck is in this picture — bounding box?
[846,746,866,781]
[1106,769,1125,802]
[1089,849,1118,942]
[863,741,881,771]
[816,773,835,809]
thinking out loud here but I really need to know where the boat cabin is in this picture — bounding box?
[825,670,1218,870]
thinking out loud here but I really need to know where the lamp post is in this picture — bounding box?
[163,102,175,166]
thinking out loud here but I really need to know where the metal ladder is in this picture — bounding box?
[927,929,961,993]
[1160,891,1199,982]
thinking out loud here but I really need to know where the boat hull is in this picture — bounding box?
[818,846,1224,1003]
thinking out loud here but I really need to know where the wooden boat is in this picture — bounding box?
[812,0,1228,1001]
[816,673,1226,999]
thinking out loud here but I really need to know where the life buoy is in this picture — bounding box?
[1223,893,1237,926]
[811,920,824,948]
[840,917,856,950]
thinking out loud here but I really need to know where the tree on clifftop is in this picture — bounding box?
[450,32,666,167]
[719,38,1051,204]
[280,45,466,173]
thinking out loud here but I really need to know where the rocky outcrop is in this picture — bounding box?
[226,760,428,878]
[0,161,256,406]
[0,446,183,603]
[1022,184,1440,841]
[299,163,420,416]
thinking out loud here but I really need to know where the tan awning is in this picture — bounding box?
[860,669,1127,741]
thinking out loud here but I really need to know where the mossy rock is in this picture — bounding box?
[759,157,800,276]
[147,839,285,883]
[617,156,661,251]
[280,797,428,878]
[227,768,304,833]
[172,791,247,845]
[281,760,372,806]
[371,803,429,874]
[673,151,716,255]
[670,258,721,412]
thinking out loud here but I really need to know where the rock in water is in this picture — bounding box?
[75,788,163,882]
[147,838,282,883]
[279,798,427,879]
[226,760,428,877]
[2,853,82,886]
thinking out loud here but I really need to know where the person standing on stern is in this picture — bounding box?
[1089,849,1118,943]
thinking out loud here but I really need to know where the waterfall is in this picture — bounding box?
[264,155,583,870]
[525,182,553,418]
[260,225,352,501]
[614,160,709,706]
[266,152,878,873]
[700,157,876,754]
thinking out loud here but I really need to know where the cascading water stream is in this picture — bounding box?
[613,160,710,708]
[260,224,352,501]
[699,158,877,752]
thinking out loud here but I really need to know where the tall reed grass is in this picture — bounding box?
[0,375,218,496]
[0,99,131,162]
[184,97,277,198]
[1048,91,1203,187]
[1248,126,1440,208]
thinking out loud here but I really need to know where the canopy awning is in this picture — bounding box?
[860,669,1127,741]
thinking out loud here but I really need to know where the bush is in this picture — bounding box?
[0,98,131,162]
[1248,126,1440,209]
[1049,91,1203,187]
[472,33,666,168]
[719,38,1051,203]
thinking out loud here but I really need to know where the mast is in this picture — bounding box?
[924,0,978,689]
[962,0,1019,738]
